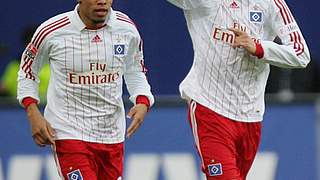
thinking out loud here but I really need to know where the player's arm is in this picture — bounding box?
[124,33,154,138]
[228,27,258,56]
[25,103,55,147]
[254,0,310,68]
[17,26,55,147]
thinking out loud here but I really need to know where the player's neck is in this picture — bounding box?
[85,23,106,30]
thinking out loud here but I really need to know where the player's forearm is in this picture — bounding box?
[26,103,41,120]
[258,41,310,69]
[22,97,40,122]
[124,72,154,106]
[17,74,40,106]
[26,102,38,112]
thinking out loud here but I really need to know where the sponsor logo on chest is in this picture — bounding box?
[212,23,248,44]
[68,62,120,85]
[212,22,261,45]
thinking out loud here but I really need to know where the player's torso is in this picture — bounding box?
[185,0,271,88]
[186,0,270,60]
[48,27,132,86]
[43,24,134,143]
[181,0,272,121]
[45,26,135,107]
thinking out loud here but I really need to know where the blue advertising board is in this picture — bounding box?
[0,104,318,180]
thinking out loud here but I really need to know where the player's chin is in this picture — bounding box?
[93,17,106,24]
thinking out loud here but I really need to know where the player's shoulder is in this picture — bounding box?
[250,0,278,17]
[112,10,139,35]
[264,0,278,11]
[32,11,73,48]
[38,11,72,30]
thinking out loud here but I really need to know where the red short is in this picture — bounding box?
[188,101,261,180]
[52,140,123,180]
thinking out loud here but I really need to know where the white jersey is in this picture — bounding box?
[17,5,154,143]
[168,0,310,122]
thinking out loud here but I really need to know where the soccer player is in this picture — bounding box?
[17,0,154,179]
[167,0,310,179]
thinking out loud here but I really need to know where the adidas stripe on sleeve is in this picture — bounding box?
[260,0,310,68]
[17,15,70,104]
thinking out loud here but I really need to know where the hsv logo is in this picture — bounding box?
[208,163,223,176]
[114,44,125,55]
[67,169,83,180]
[250,10,263,23]
[230,0,239,8]
[91,34,102,43]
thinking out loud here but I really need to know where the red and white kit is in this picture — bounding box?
[168,0,310,179]
[168,0,309,122]
[17,4,154,180]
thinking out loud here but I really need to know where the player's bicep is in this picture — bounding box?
[19,41,49,83]
[19,23,51,80]
[19,43,39,81]
[124,37,146,74]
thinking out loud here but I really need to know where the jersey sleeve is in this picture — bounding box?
[259,0,310,68]
[167,0,213,10]
[124,32,154,107]
[17,25,50,105]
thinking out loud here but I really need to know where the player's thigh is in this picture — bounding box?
[188,101,242,179]
[54,140,98,180]
[200,140,242,180]
[97,143,124,180]
[238,122,262,179]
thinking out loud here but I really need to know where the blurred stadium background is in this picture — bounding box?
[0,0,319,180]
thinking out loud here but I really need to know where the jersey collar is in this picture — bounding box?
[71,4,116,31]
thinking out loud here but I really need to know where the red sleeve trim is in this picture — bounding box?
[255,42,264,59]
[22,97,38,109]
[136,95,150,109]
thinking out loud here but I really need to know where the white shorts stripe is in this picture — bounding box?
[189,101,205,168]
[51,145,65,180]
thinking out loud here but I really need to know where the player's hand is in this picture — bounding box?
[126,104,148,138]
[228,27,256,55]
[26,104,55,147]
